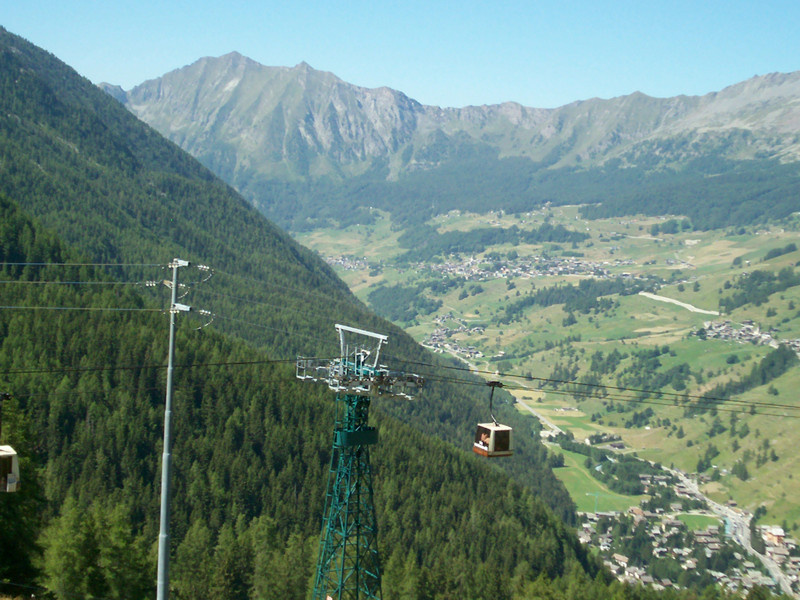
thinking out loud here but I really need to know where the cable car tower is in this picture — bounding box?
[297,324,423,600]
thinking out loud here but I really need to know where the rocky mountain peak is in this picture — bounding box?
[111,53,800,185]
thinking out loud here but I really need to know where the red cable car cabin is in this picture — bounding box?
[473,423,512,458]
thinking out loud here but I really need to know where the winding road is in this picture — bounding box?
[638,291,720,316]
[663,466,796,597]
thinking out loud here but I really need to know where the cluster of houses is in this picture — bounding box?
[324,255,371,271]
[700,320,800,356]
[581,509,788,595]
[701,320,780,348]
[423,317,486,359]
[759,526,800,588]
[418,254,626,281]
[574,465,800,596]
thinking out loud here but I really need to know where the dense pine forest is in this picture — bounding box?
[0,195,593,598]
[248,147,800,234]
[0,27,793,600]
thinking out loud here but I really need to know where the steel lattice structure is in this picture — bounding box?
[297,324,423,600]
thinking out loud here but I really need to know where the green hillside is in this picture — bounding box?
[0,27,619,600]
[0,28,579,519]
[0,195,595,599]
[243,150,800,235]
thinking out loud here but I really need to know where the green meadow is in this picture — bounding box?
[296,208,800,529]
[549,447,647,514]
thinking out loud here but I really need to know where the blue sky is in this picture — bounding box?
[5,1,800,108]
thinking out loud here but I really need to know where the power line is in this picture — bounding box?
[505,382,799,419]
[0,261,165,267]
[401,358,800,417]
[0,305,163,312]
[1,293,795,418]
[0,357,311,377]
[415,370,800,419]
[2,346,798,419]
[0,279,160,286]
[208,311,336,347]
[5,349,790,418]
[9,387,164,400]
[212,268,363,308]
[188,285,370,330]
[2,263,796,418]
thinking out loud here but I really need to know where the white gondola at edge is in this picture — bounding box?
[0,445,20,492]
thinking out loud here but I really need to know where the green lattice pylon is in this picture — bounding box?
[312,393,381,600]
[298,324,423,600]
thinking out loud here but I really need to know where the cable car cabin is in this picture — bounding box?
[473,423,512,458]
[0,445,20,492]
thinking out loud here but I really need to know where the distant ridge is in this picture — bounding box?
[116,54,800,185]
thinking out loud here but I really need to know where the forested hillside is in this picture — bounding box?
[0,195,596,598]
[0,27,592,599]
[246,152,800,233]
[0,27,578,517]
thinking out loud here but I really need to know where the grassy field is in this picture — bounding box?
[550,447,647,513]
[295,207,800,530]
[675,513,722,532]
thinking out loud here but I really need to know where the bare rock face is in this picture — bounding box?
[115,54,800,185]
[124,53,425,179]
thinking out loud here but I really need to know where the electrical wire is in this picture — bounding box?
[2,346,798,418]
[2,295,795,418]
[205,311,337,347]
[0,577,121,600]
[2,263,796,419]
[0,261,165,267]
[390,355,800,414]
[187,287,371,334]
[400,362,800,423]
[0,357,304,377]
[0,306,163,312]
[10,387,164,401]
[0,279,160,286]
[212,268,364,308]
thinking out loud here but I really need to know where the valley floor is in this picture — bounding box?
[296,206,800,595]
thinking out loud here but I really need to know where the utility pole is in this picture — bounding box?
[157,258,190,600]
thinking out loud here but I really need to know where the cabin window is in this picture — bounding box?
[494,430,510,452]
[474,426,491,448]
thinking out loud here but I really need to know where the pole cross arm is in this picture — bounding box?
[170,303,191,313]
[297,357,424,399]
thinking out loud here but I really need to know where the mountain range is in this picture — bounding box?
[103,52,800,232]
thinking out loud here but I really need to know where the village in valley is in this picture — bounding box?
[576,468,800,595]
[310,208,800,598]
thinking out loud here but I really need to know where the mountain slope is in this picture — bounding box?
[0,26,600,598]
[0,30,579,517]
[116,52,424,182]
[0,193,594,599]
[114,53,800,232]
